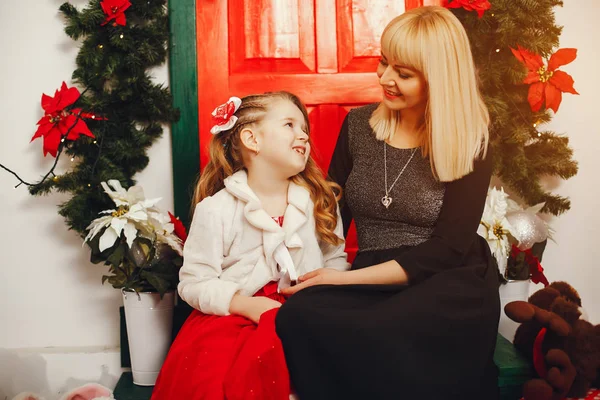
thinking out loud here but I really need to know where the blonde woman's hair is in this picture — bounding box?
[370,5,489,181]
[193,91,343,246]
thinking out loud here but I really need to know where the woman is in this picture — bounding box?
[276,6,500,400]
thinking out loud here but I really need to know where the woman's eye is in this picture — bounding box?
[285,122,293,128]
[379,58,388,66]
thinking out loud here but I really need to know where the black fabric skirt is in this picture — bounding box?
[275,237,501,400]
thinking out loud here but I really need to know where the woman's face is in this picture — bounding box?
[376,52,428,112]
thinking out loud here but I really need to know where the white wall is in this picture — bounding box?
[531,1,600,322]
[0,0,598,398]
[0,0,173,398]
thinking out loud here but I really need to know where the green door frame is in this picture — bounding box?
[168,0,199,227]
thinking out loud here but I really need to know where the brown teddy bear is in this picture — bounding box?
[504,281,600,400]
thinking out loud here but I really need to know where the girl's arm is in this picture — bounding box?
[229,294,281,324]
[178,198,240,316]
[179,197,281,321]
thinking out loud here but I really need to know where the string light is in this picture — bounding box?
[71,157,75,162]
[98,44,104,49]
[538,133,542,137]
[120,34,124,39]
[93,140,97,144]
[87,183,91,187]
[495,48,500,53]
[533,123,537,128]
[61,138,65,143]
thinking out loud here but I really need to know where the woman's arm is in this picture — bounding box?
[281,149,493,295]
[328,115,354,236]
[393,149,493,285]
[281,259,406,295]
[320,205,351,271]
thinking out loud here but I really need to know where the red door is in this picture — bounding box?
[196,0,438,260]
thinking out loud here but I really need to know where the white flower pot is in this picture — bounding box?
[122,290,175,386]
[498,279,530,341]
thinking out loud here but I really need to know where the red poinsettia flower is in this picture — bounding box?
[511,45,579,113]
[444,0,491,18]
[31,82,95,157]
[100,0,132,27]
[168,212,188,243]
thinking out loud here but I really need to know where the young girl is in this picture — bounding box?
[151,91,349,400]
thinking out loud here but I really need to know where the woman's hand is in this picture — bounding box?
[280,268,348,295]
[230,294,282,324]
[281,261,409,296]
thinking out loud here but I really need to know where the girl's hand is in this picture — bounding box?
[247,296,282,324]
[280,268,348,295]
[230,294,282,324]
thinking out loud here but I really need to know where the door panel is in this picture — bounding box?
[337,0,406,72]
[197,0,432,261]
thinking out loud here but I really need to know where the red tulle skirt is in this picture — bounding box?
[151,282,290,400]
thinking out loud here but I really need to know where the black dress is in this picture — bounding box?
[275,104,501,400]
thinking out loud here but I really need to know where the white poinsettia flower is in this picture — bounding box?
[145,212,183,255]
[101,180,162,209]
[85,180,185,259]
[477,187,517,276]
[84,181,169,252]
[506,197,522,213]
[84,207,143,252]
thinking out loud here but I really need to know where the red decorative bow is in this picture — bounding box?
[212,102,236,126]
[210,97,242,134]
[168,212,188,243]
[511,245,549,287]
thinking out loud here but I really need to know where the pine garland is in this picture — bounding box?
[29,0,179,236]
[4,0,579,240]
[450,0,577,215]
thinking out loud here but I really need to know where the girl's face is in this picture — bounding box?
[376,52,428,112]
[254,98,310,178]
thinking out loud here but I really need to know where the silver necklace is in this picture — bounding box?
[382,142,417,209]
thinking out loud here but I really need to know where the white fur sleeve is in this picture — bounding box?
[178,198,239,315]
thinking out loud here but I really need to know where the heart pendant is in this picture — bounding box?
[381,195,392,209]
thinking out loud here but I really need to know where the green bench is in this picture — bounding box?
[114,305,533,400]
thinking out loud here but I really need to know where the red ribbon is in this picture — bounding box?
[532,327,548,378]
[511,245,549,287]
